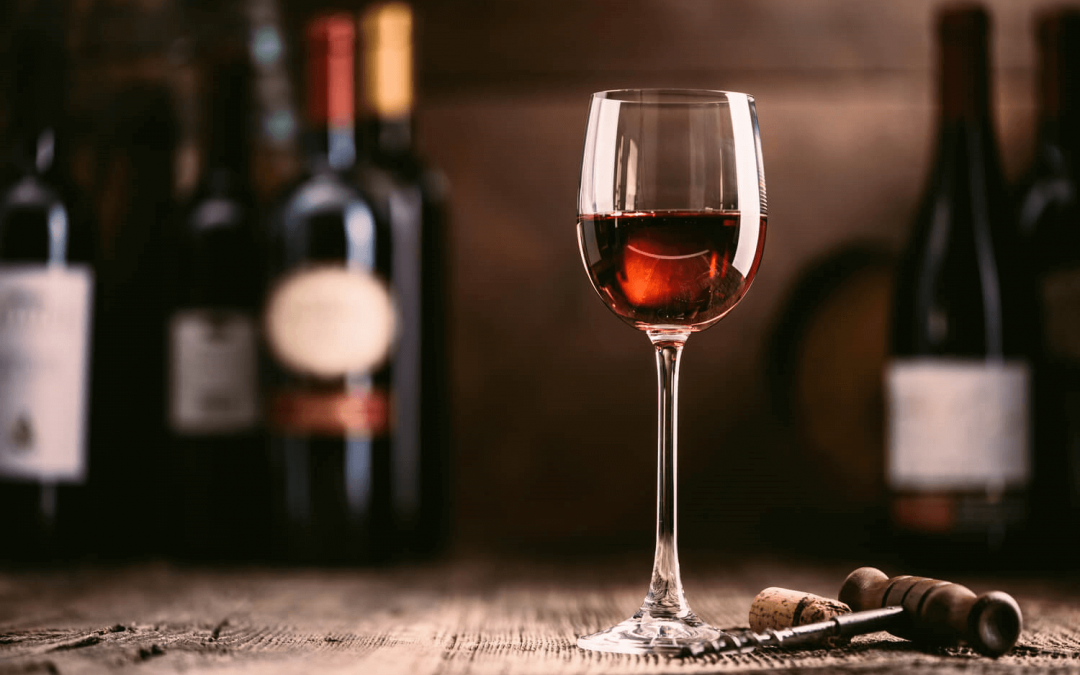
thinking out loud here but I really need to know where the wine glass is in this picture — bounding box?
[575,89,767,655]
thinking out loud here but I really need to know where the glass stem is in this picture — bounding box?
[638,329,693,620]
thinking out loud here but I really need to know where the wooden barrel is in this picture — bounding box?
[765,245,895,551]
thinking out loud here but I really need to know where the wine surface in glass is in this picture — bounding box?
[577,210,766,330]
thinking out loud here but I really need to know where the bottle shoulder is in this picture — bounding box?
[0,172,93,264]
[180,179,255,234]
[892,128,1033,358]
[0,174,66,214]
[0,144,93,220]
[420,165,451,205]
[1016,144,1080,244]
[268,168,385,259]
[283,169,371,208]
[910,125,1015,250]
[355,156,449,219]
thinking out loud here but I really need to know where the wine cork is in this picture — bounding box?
[750,587,853,645]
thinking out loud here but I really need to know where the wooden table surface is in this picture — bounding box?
[2,556,1079,674]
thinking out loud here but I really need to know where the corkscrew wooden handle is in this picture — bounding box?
[838,567,1022,656]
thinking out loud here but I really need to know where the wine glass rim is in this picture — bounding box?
[592,88,754,104]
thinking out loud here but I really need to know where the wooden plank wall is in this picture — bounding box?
[410,0,1057,552]
[0,0,1058,555]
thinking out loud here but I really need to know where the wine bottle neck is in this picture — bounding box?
[205,139,251,181]
[8,0,67,177]
[304,13,356,173]
[357,1,416,160]
[9,128,59,177]
[938,27,992,124]
[933,117,1002,170]
[932,14,1004,189]
[304,126,357,173]
[359,116,414,161]
[204,65,253,180]
[1035,11,1080,161]
[931,12,1007,197]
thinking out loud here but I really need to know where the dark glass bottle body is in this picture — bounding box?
[888,8,1033,569]
[0,7,95,563]
[265,132,392,564]
[263,14,392,564]
[78,7,181,560]
[1017,11,1080,559]
[356,2,452,559]
[356,116,450,559]
[165,60,267,561]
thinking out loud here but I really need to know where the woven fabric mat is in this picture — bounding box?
[1,558,1079,674]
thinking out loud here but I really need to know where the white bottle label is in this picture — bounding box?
[169,310,259,434]
[887,359,1030,491]
[0,266,92,483]
[264,266,396,379]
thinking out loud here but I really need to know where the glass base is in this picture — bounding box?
[577,611,723,656]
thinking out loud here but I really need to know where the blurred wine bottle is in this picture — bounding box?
[263,14,393,564]
[888,6,1034,568]
[0,0,95,563]
[1017,10,1080,555]
[165,43,268,561]
[69,0,181,559]
[356,2,451,558]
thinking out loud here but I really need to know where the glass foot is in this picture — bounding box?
[577,611,723,655]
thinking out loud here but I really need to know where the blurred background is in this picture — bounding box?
[0,0,1075,569]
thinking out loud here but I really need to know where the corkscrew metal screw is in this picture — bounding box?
[680,606,904,657]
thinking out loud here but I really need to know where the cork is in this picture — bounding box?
[749,587,853,646]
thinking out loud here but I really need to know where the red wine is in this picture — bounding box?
[577,210,766,330]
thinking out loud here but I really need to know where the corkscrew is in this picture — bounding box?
[681,567,1022,657]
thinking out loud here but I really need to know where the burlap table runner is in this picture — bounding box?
[1,558,1077,674]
